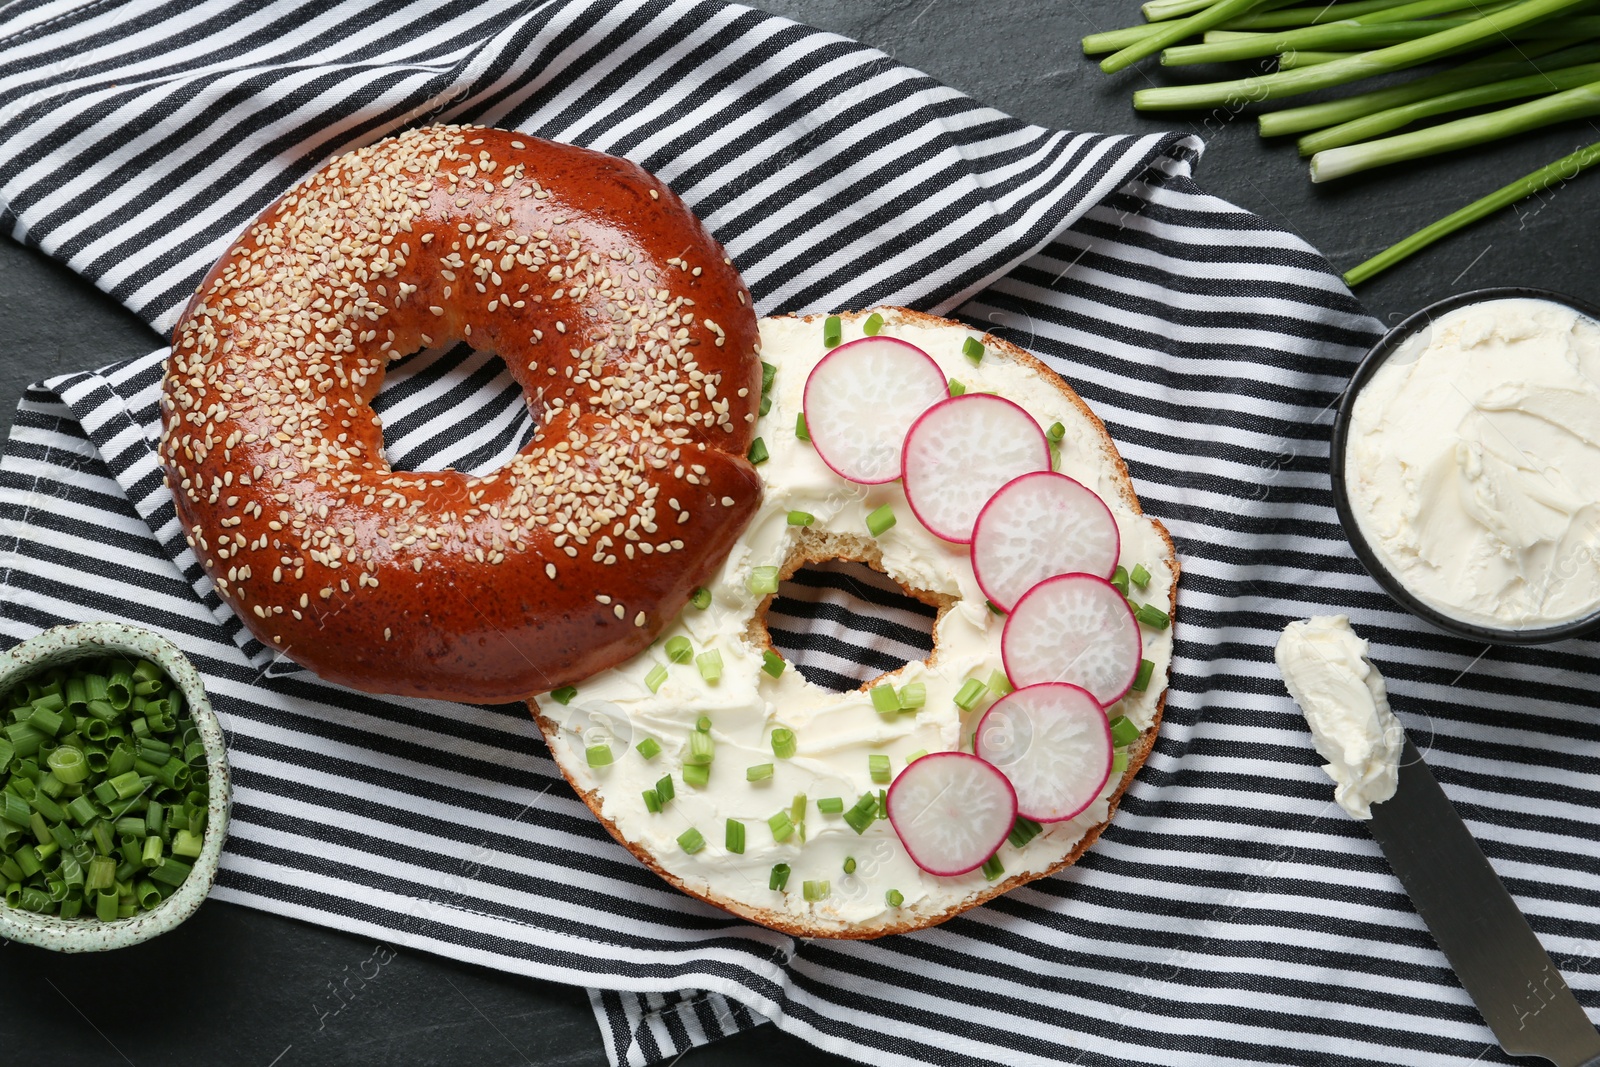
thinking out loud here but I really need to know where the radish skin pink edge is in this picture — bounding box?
[885,752,1017,877]
[801,336,947,484]
[972,471,1120,612]
[1002,573,1142,705]
[975,683,1113,823]
[901,394,1051,543]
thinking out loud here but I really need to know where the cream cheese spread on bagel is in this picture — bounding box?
[532,308,1176,937]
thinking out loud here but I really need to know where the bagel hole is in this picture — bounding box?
[766,560,939,692]
[372,343,537,475]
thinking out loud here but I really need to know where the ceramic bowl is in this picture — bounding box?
[0,622,230,951]
[1329,286,1600,645]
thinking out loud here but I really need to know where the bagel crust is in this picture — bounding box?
[160,125,762,701]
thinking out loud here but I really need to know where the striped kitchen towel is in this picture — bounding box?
[8,3,1597,1067]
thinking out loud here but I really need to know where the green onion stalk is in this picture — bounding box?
[1309,77,1600,180]
[1257,37,1591,135]
[1084,0,1413,52]
[1133,0,1593,109]
[1344,136,1600,284]
[1298,59,1600,153]
[1102,0,1276,72]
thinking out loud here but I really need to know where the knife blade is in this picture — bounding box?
[1367,737,1600,1067]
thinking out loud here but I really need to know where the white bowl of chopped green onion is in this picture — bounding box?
[0,621,229,951]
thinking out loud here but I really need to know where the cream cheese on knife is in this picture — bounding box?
[1275,615,1400,820]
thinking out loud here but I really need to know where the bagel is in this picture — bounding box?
[532,308,1177,938]
[160,125,762,702]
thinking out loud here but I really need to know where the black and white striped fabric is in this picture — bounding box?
[6,3,1599,1066]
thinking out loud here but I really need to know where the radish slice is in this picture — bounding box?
[975,683,1113,822]
[972,472,1120,612]
[886,752,1016,877]
[901,395,1050,543]
[1002,573,1141,706]
[803,336,947,484]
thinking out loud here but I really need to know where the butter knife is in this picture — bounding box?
[1367,737,1600,1066]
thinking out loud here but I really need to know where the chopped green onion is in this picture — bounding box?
[66,795,98,827]
[761,650,786,678]
[1008,817,1043,849]
[898,682,926,710]
[768,810,795,842]
[550,686,577,705]
[791,793,808,824]
[817,796,844,813]
[863,312,885,335]
[948,379,967,397]
[843,856,857,875]
[726,819,746,854]
[642,788,662,814]
[981,854,1006,881]
[987,600,1005,616]
[823,315,842,348]
[870,685,900,714]
[29,705,63,738]
[656,774,676,804]
[877,789,887,819]
[747,763,775,781]
[761,361,778,394]
[866,504,896,537]
[962,337,985,365]
[1047,421,1065,443]
[696,715,713,732]
[682,762,710,787]
[905,749,928,764]
[759,394,772,417]
[953,678,988,711]
[886,889,904,907]
[795,413,810,441]
[637,737,662,761]
[987,670,1014,697]
[586,744,614,767]
[770,863,791,891]
[687,731,714,765]
[771,728,797,759]
[1109,715,1141,747]
[843,793,877,834]
[665,636,693,663]
[149,857,191,888]
[1135,604,1171,630]
[696,650,723,683]
[678,828,706,854]
[1111,566,1129,595]
[803,879,830,902]
[786,510,815,526]
[1131,659,1155,693]
[748,437,769,465]
[869,754,891,784]
[748,566,780,595]
[690,586,712,610]
[1131,564,1151,589]
[108,770,144,800]
[1113,750,1131,774]
[644,664,668,693]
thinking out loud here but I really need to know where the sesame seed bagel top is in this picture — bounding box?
[160,124,763,702]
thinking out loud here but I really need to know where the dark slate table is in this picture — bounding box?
[3,1,1596,1064]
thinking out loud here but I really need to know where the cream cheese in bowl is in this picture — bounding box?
[1332,289,1600,642]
